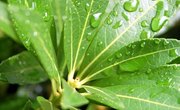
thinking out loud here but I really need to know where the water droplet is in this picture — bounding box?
[140,30,150,39]
[112,10,118,17]
[97,41,103,46]
[151,17,168,32]
[140,42,146,47]
[85,3,90,11]
[141,20,148,27]
[128,88,135,93]
[106,17,113,25]
[139,8,143,12]
[116,52,122,59]
[132,44,136,49]
[169,49,179,57]
[164,10,170,17]
[122,12,129,21]
[163,40,169,45]
[108,57,113,62]
[43,12,49,22]
[151,1,168,32]
[126,51,130,55]
[112,21,123,29]
[123,0,139,12]
[90,13,102,28]
[75,1,81,7]
[146,69,152,74]
[154,39,160,44]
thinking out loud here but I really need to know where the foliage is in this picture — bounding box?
[0,0,180,109]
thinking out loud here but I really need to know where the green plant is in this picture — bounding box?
[0,0,180,109]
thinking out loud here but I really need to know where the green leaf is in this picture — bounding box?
[77,0,178,82]
[61,80,88,109]
[0,1,18,41]
[83,86,124,109]
[89,64,180,89]
[79,39,180,83]
[23,100,32,110]
[8,0,57,49]
[63,0,109,79]
[0,51,48,84]
[37,96,53,110]
[8,6,60,84]
[51,0,65,45]
[105,85,180,110]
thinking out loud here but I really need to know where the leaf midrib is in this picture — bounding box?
[117,94,180,109]
[72,0,94,71]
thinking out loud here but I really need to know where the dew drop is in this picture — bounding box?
[116,52,122,59]
[151,17,168,32]
[112,10,118,17]
[140,42,146,47]
[141,20,148,27]
[140,30,150,40]
[85,3,90,11]
[90,13,102,28]
[169,49,179,57]
[128,88,135,93]
[146,69,152,74]
[106,17,113,25]
[43,12,49,22]
[97,41,103,46]
[126,51,130,55]
[112,21,123,29]
[163,40,169,46]
[123,0,139,12]
[132,44,136,49]
[151,1,168,32]
[154,39,160,44]
[122,12,129,21]
[139,8,143,12]
[108,57,113,62]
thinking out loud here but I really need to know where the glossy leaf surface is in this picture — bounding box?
[8,6,60,82]
[77,0,178,82]
[84,86,124,109]
[0,51,47,84]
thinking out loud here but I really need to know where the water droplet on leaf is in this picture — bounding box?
[106,17,113,25]
[140,42,146,47]
[141,20,148,27]
[85,3,90,11]
[112,21,123,29]
[140,30,150,39]
[116,53,122,59]
[122,12,129,21]
[169,49,179,57]
[123,0,139,12]
[90,13,102,28]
